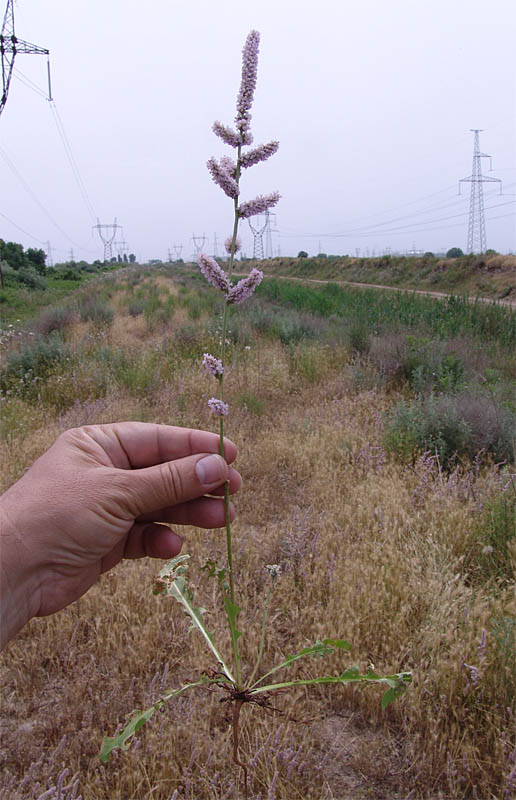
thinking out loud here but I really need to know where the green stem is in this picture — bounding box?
[217,144,243,688]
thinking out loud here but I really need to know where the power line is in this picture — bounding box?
[0,142,95,250]
[49,100,97,222]
[278,199,515,240]
[0,209,46,243]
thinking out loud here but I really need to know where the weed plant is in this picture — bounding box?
[0,78,514,800]
[99,33,410,797]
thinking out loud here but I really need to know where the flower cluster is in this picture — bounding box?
[265,564,282,579]
[198,254,230,292]
[202,353,224,377]
[197,254,263,306]
[238,192,280,219]
[208,398,229,416]
[209,29,280,221]
[207,156,239,200]
[225,236,242,254]
[227,268,263,305]
[240,141,279,169]
[199,29,280,421]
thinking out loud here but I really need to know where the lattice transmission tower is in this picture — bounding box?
[173,244,183,259]
[191,233,206,259]
[248,211,274,260]
[459,130,502,254]
[1,0,51,116]
[93,218,121,262]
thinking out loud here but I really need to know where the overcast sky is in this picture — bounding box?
[1,0,514,263]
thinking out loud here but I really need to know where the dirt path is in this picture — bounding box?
[234,271,516,308]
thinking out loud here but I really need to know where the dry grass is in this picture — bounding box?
[0,272,514,800]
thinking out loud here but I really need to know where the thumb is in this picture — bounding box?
[112,453,229,518]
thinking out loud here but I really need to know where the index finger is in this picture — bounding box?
[83,422,237,469]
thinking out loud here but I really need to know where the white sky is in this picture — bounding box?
[1,0,515,263]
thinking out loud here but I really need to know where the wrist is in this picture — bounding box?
[0,497,41,649]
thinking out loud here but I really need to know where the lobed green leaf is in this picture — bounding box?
[99,679,221,763]
[250,638,352,689]
[152,555,234,684]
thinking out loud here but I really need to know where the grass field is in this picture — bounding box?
[254,253,516,302]
[1,265,515,800]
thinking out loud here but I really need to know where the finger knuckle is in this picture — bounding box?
[158,461,185,503]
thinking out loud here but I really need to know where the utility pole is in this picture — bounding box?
[69,248,74,262]
[459,130,502,254]
[213,233,219,258]
[93,218,120,262]
[0,0,51,116]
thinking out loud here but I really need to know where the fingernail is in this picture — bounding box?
[195,454,227,486]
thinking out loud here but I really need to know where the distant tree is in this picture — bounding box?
[317,253,328,258]
[446,247,464,258]
[123,253,128,263]
[26,247,47,274]
[297,250,308,258]
[110,257,117,263]
[117,254,122,263]
[129,253,136,263]
[485,248,498,255]
[423,251,435,258]
[0,240,25,270]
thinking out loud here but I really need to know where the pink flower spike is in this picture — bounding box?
[238,192,280,219]
[235,30,260,143]
[227,268,264,304]
[240,141,280,169]
[202,353,224,377]
[207,157,239,200]
[213,121,241,148]
[225,236,242,254]
[208,398,229,416]
[198,254,231,292]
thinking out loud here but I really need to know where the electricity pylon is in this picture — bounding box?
[265,211,276,258]
[248,212,271,260]
[191,233,206,259]
[459,130,502,254]
[93,218,120,262]
[173,244,183,259]
[1,0,51,116]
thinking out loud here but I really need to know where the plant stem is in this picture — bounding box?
[218,144,243,688]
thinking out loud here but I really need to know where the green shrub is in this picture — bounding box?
[384,392,515,466]
[0,333,69,398]
[78,296,114,326]
[403,338,466,394]
[15,267,47,290]
[384,396,472,467]
[127,300,145,317]
[346,320,371,356]
[33,306,76,337]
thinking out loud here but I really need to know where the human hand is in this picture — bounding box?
[0,422,241,648]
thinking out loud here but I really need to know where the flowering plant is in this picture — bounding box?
[100,31,410,796]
